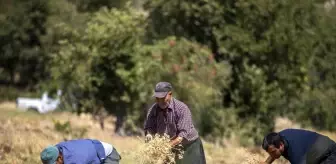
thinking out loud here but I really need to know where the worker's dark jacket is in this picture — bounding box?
[279,129,336,164]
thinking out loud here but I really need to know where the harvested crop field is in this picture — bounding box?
[0,101,334,164]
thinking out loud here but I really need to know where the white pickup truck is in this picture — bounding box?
[16,90,62,114]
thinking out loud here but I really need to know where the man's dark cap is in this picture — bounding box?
[153,82,172,98]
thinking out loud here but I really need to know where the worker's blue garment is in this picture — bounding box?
[280,129,336,164]
[280,129,319,164]
[56,139,106,164]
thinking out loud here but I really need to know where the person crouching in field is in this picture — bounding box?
[144,82,206,164]
[261,128,336,164]
[40,139,121,164]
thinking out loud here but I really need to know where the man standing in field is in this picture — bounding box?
[144,81,206,164]
[261,128,336,164]
[40,138,121,164]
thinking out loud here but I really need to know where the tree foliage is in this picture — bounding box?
[68,0,131,12]
[144,0,336,144]
[0,0,50,86]
[0,0,335,146]
[50,7,147,123]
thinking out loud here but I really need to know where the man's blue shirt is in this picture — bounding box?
[56,139,106,164]
[279,129,319,164]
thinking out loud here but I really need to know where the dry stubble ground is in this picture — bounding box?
[0,101,334,164]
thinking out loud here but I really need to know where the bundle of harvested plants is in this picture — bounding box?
[134,133,184,164]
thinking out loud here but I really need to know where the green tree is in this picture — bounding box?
[50,7,147,134]
[289,6,336,131]
[0,0,50,87]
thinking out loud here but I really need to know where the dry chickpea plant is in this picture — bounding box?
[244,150,265,164]
[134,133,184,164]
[132,133,268,164]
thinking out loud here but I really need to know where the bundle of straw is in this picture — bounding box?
[134,133,184,164]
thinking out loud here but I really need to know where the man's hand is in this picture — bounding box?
[169,136,183,147]
[145,134,153,143]
[264,156,275,164]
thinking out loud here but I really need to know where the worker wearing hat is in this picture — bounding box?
[144,81,207,164]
